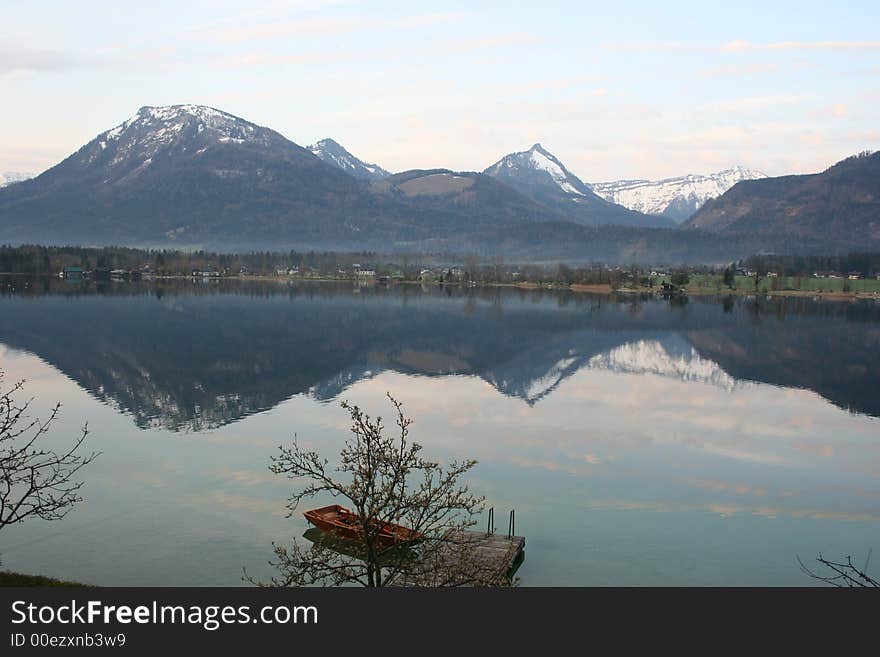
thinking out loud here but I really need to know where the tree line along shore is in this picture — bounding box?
[1,245,879,300]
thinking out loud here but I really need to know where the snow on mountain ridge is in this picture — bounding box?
[520,355,579,403]
[587,337,738,390]
[492,334,740,406]
[308,138,390,181]
[485,143,591,198]
[528,146,585,196]
[591,166,767,222]
[98,105,265,153]
[483,144,677,228]
[80,104,278,174]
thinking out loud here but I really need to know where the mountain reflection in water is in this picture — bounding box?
[0,278,878,432]
[1,278,879,587]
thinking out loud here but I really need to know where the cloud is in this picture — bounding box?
[186,490,284,515]
[0,42,179,76]
[388,13,469,28]
[701,94,809,113]
[601,41,693,53]
[587,498,880,522]
[495,75,605,94]
[804,102,850,121]
[223,32,541,69]
[0,44,95,75]
[224,51,345,67]
[216,12,466,42]
[189,0,353,33]
[0,142,68,174]
[691,479,770,497]
[450,33,540,52]
[604,40,880,53]
[721,39,880,52]
[698,63,779,78]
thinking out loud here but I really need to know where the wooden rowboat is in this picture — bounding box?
[301,527,419,564]
[303,504,422,549]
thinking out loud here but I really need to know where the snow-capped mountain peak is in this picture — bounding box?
[308,138,390,181]
[483,144,676,228]
[526,144,585,196]
[484,143,592,197]
[591,166,767,223]
[98,104,266,152]
[62,104,291,184]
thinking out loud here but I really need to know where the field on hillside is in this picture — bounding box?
[652,274,880,294]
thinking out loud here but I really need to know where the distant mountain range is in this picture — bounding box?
[591,166,767,223]
[312,139,672,228]
[0,171,34,187]
[0,105,402,247]
[685,151,880,247]
[0,105,679,256]
[0,104,877,260]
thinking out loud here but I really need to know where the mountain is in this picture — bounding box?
[308,138,390,181]
[684,151,880,249]
[0,171,35,187]
[370,168,562,229]
[483,144,675,228]
[0,104,393,247]
[591,166,767,223]
[8,105,875,260]
[3,282,879,431]
[0,105,662,254]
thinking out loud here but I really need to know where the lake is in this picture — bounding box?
[0,278,878,586]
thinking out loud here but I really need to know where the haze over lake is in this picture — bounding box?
[0,279,877,585]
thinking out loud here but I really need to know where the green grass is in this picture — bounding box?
[650,274,880,294]
[0,571,87,587]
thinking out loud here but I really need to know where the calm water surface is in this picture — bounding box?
[0,279,877,585]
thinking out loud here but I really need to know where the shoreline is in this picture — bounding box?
[660,285,879,300]
[3,272,878,301]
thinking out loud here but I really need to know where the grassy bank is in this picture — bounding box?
[0,571,87,587]
[651,274,880,298]
[250,274,880,299]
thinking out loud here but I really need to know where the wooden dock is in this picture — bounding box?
[389,530,525,587]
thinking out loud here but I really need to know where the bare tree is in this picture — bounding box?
[722,264,736,289]
[0,372,98,533]
[491,254,505,283]
[753,268,766,292]
[798,552,879,588]
[248,394,514,587]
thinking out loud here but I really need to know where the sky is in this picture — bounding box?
[2,0,879,181]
